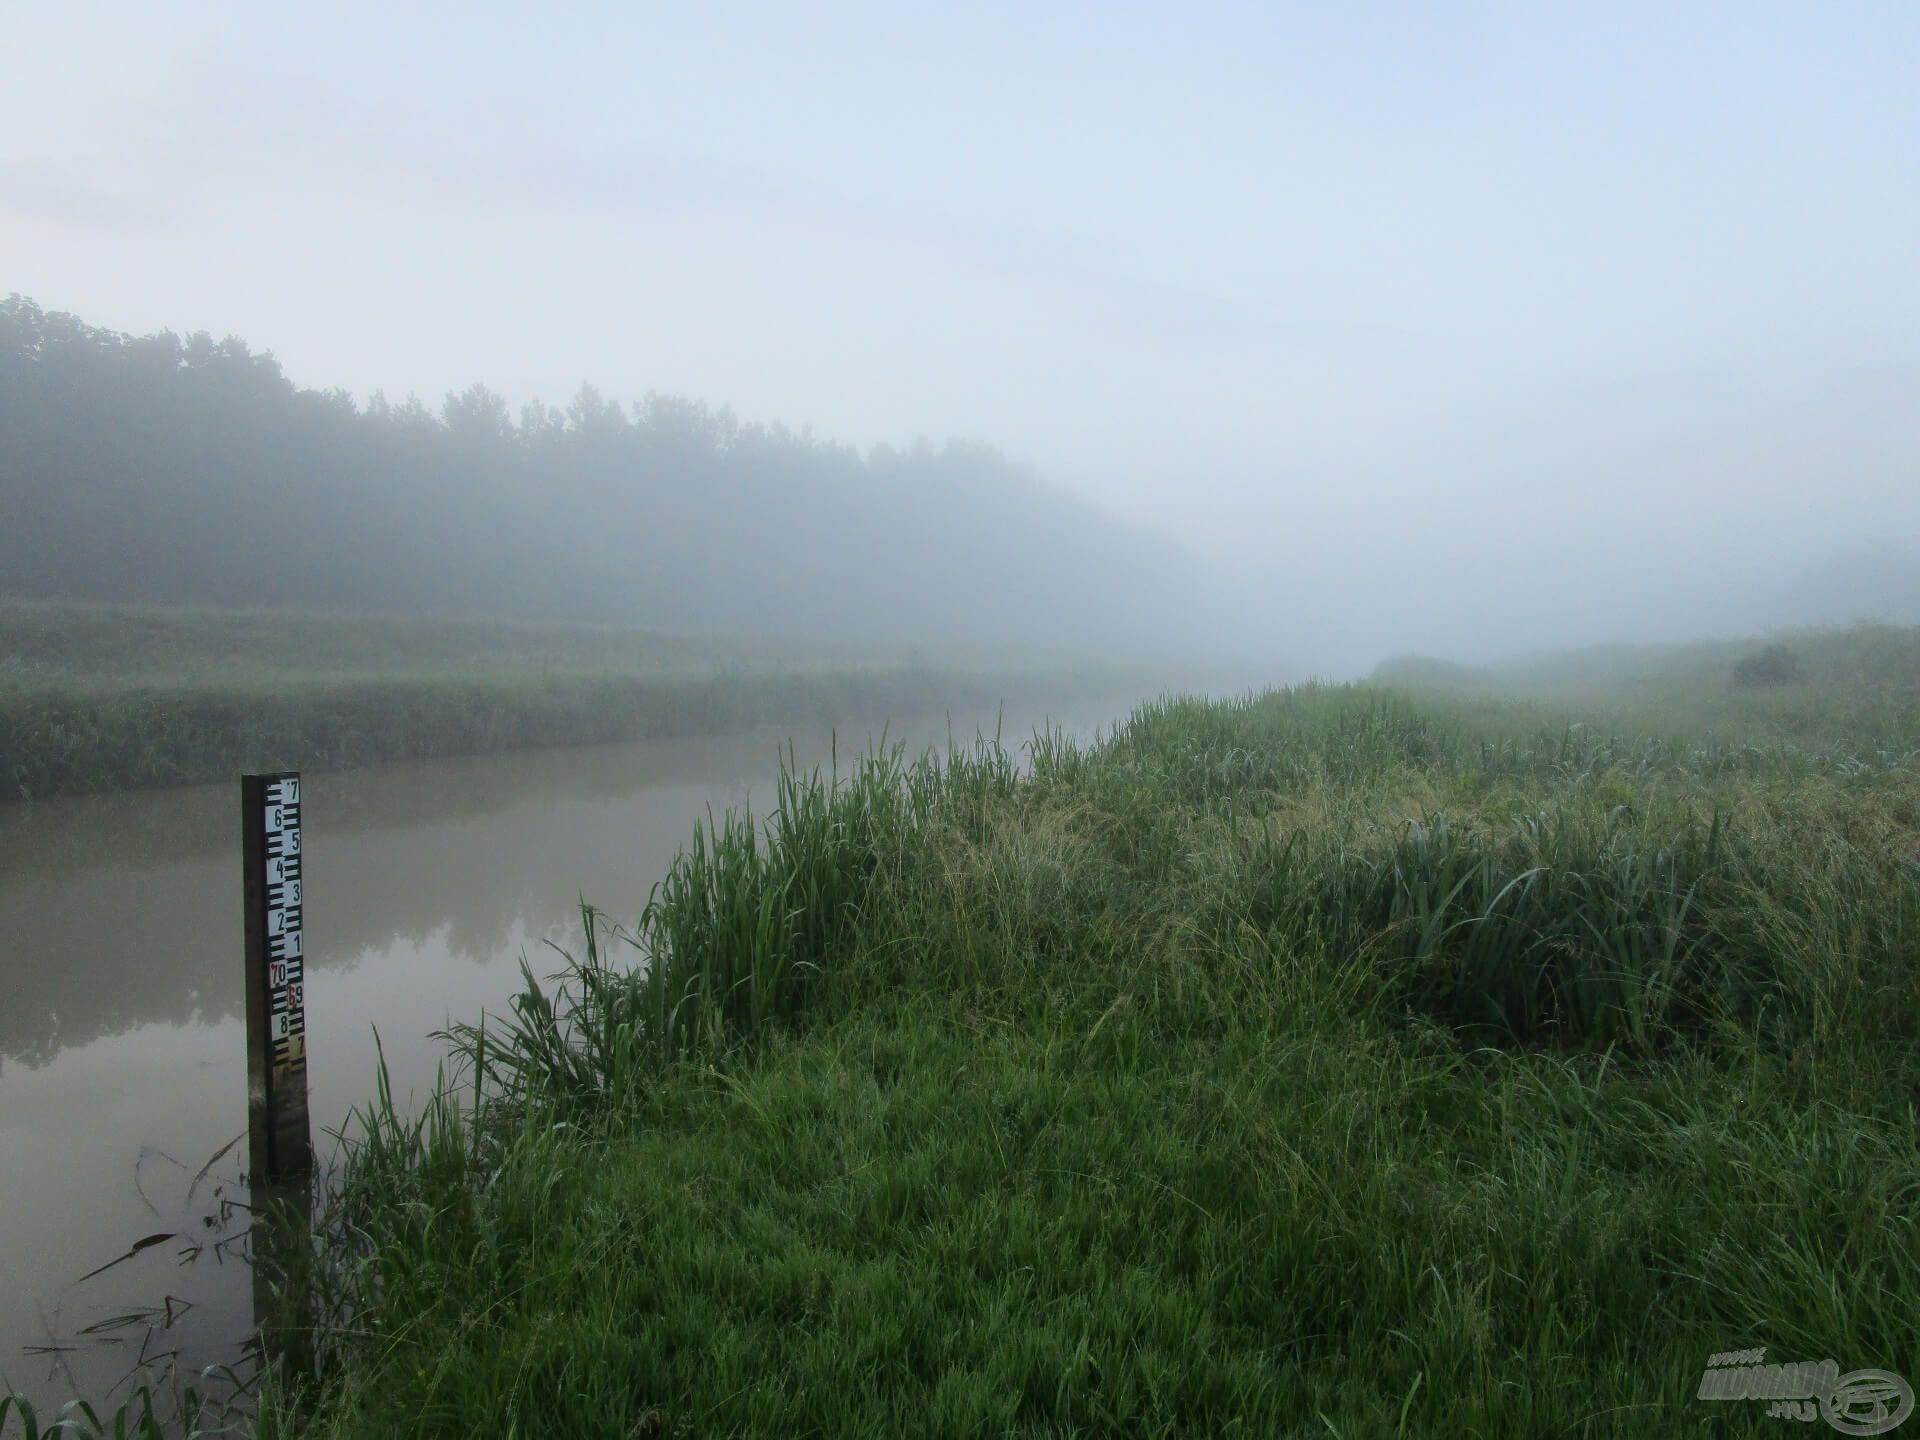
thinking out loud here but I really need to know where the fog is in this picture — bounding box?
[5,4,1917,674]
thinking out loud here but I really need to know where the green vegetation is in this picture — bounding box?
[249,631,1920,1437]
[1731,644,1805,690]
[0,598,788,685]
[1376,620,1920,709]
[0,601,1174,802]
[0,1386,216,1440]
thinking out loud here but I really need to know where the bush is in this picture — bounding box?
[1732,644,1803,688]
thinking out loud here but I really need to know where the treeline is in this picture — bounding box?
[0,295,1207,657]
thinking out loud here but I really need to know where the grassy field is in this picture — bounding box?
[0,601,1176,802]
[1375,621,1920,740]
[208,626,1920,1438]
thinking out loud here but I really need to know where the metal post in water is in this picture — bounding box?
[242,771,312,1188]
[242,770,313,1368]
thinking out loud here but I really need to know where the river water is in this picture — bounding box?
[0,700,1135,1416]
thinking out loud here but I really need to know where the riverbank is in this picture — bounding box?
[260,674,1920,1436]
[0,602,1195,801]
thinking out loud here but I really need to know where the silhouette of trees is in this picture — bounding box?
[0,295,1206,657]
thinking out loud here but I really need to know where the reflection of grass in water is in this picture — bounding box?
[3,1133,255,1438]
[259,665,1919,1436]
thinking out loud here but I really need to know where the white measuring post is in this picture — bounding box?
[242,772,311,1190]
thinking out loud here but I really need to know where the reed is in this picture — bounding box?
[206,659,1920,1436]
[0,1386,209,1439]
[0,599,1186,802]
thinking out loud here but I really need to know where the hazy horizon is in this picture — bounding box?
[7,3,1918,672]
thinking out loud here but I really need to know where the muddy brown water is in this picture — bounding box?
[0,701,1135,1416]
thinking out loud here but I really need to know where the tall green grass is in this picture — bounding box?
[242,676,1920,1436]
[0,1385,222,1439]
[0,667,1146,803]
[0,599,1203,801]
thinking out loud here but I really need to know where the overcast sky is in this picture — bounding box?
[6,2,1917,668]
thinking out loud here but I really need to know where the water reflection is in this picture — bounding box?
[0,703,1127,1413]
[0,731,793,1068]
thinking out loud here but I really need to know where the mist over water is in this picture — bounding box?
[0,703,1134,1413]
[5,5,1916,674]
[4,7,1920,1432]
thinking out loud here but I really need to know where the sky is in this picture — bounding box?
[5,1,1917,670]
